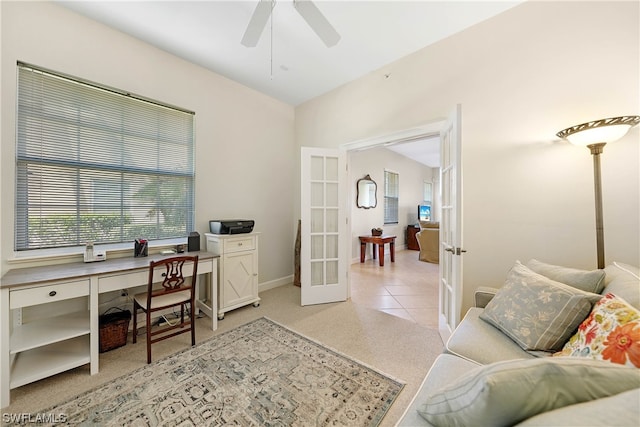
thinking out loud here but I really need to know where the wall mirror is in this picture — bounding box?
[356,174,377,209]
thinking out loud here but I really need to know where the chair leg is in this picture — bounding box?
[132,301,137,344]
[146,310,152,364]
[190,304,196,346]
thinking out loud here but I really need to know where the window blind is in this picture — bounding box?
[16,63,195,251]
[384,170,399,224]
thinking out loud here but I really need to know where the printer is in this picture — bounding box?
[209,220,255,235]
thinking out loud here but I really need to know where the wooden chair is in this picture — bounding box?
[132,255,199,364]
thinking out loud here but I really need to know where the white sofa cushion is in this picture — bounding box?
[514,388,640,427]
[526,258,606,294]
[417,357,640,427]
[446,308,538,364]
[396,354,480,427]
[603,262,640,309]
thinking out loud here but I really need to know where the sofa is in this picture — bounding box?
[397,260,640,427]
[416,221,439,263]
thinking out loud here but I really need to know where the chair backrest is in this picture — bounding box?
[147,255,199,303]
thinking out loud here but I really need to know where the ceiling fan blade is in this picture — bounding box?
[293,0,341,47]
[241,0,275,47]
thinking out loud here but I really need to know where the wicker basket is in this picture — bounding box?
[371,228,383,236]
[99,308,131,353]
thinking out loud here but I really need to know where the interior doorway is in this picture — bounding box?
[342,121,445,326]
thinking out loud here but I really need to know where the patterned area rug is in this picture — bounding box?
[39,317,404,426]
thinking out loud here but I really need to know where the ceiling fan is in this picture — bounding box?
[241,0,341,48]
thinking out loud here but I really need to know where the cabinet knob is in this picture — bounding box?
[49,290,57,297]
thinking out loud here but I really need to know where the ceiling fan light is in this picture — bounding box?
[556,116,640,146]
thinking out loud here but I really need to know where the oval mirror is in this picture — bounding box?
[356,174,377,209]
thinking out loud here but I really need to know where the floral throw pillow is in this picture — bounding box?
[555,293,640,367]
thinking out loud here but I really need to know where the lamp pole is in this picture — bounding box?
[588,143,606,269]
[557,115,640,270]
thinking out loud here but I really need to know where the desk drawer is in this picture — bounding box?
[10,280,90,309]
[98,260,213,294]
[223,236,256,253]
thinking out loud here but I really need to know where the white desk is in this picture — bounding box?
[0,251,218,408]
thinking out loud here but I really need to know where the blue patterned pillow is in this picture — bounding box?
[480,261,601,352]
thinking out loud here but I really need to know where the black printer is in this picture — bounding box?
[209,220,255,234]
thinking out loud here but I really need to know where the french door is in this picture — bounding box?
[439,105,464,341]
[300,147,348,305]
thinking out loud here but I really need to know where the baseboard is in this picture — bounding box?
[259,275,293,292]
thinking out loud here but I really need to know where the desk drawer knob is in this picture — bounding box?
[49,290,57,297]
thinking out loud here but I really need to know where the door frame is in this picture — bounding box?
[340,119,447,296]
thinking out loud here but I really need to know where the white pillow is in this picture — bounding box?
[526,259,605,293]
[417,357,640,427]
[603,262,640,309]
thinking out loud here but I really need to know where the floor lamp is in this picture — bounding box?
[556,116,640,269]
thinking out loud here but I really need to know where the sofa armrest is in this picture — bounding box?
[475,286,499,308]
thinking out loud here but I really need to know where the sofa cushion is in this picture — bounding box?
[447,308,538,364]
[603,262,640,309]
[419,221,439,229]
[514,387,640,427]
[554,293,640,367]
[396,354,480,427]
[480,261,601,352]
[417,357,640,427]
[526,258,606,294]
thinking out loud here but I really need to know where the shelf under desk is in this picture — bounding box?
[0,251,218,408]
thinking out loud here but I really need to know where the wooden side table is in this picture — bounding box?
[358,235,397,266]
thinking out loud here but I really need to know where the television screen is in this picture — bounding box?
[418,204,431,221]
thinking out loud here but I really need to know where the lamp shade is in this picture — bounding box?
[556,116,640,146]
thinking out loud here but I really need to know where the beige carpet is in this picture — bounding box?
[3,285,444,426]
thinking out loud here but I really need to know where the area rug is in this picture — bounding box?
[39,317,404,426]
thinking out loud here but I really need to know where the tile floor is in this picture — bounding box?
[350,248,440,328]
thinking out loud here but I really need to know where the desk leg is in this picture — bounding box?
[372,244,377,260]
[209,265,218,331]
[1,288,9,407]
[378,244,385,266]
[360,241,366,263]
[390,240,396,263]
[90,277,99,375]
[194,260,218,331]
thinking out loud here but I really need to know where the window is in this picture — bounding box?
[15,63,195,251]
[384,170,399,224]
[423,181,433,205]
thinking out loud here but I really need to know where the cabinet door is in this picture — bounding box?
[221,251,257,307]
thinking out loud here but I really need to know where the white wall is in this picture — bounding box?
[349,147,435,260]
[295,1,640,314]
[0,1,296,287]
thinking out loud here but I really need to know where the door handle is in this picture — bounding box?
[445,247,466,255]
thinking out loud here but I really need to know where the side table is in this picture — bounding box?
[358,235,397,266]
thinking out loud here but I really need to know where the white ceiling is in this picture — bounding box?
[385,135,441,168]
[55,0,523,168]
[56,0,523,107]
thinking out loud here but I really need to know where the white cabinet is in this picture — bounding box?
[205,232,260,320]
[7,279,91,390]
